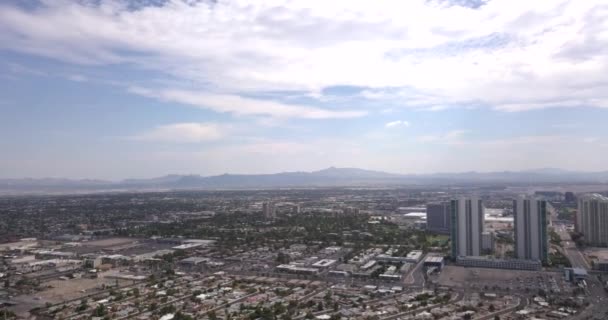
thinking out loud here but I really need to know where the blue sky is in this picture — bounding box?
[1,0,608,179]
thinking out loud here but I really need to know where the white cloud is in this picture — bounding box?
[67,74,87,82]
[385,120,410,128]
[417,130,468,143]
[128,86,366,119]
[1,1,607,112]
[131,122,225,143]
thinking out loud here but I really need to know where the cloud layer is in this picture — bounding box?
[1,1,608,178]
[131,122,225,143]
[385,120,410,128]
[1,0,607,112]
[128,86,366,119]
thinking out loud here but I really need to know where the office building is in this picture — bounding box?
[513,197,548,262]
[426,202,451,234]
[262,201,276,219]
[565,192,576,203]
[576,194,608,246]
[450,198,484,258]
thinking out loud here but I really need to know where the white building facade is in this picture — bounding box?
[513,197,548,263]
[577,194,608,247]
[450,198,485,257]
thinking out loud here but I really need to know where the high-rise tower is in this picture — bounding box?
[513,197,548,262]
[450,198,484,258]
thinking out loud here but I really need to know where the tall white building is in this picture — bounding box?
[263,201,276,219]
[450,198,485,257]
[513,197,548,262]
[577,194,608,247]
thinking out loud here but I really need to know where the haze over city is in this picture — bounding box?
[4,2,608,320]
[1,0,608,179]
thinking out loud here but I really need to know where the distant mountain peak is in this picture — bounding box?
[2,167,608,194]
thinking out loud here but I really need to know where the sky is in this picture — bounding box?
[1,0,608,180]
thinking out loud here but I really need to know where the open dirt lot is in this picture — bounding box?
[583,247,608,261]
[437,265,539,287]
[82,237,139,248]
[9,275,129,316]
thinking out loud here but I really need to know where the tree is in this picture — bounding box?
[277,252,291,264]
[75,299,89,312]
[160,305,176,315]
[317,301,324,311]
[92,304,106,317]
[174,312,194,320]
[489,304,495,312]
[208,310,218,320]
[273,302,286,315]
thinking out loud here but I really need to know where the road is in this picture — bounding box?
[403,254,426,288]
[551,219,608,319]
[554,223,590,269]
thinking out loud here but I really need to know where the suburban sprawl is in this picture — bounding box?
[1,185,608,319]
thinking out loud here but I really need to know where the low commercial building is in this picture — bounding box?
[84,256,102,268]
[35,250,76,260]
[360,260,377,270]
[379,266,401,280]
[179,257,210,267]
[398,207,426,214]
[379,273,401,280]
[594,260,608,272]
[101,254,131,266]
[276,264,319,275]
[405,250,423,263]
[403,212,427,220]
[352,265,382,278]
[564,267,587,282]
[456,256,541,271]
[423,256,445,270]
[375,254,409,263]
[328,270,349,277]
[311,259,337,268]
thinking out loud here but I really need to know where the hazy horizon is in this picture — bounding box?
[1,1,608,179]
[2,166,608,182]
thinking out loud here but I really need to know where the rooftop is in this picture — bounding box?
[581,193,608,202]
[424,256,444,263]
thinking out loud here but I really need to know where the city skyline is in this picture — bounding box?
[1,0,608,179]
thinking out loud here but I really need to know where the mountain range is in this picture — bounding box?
[2,167,608,194]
